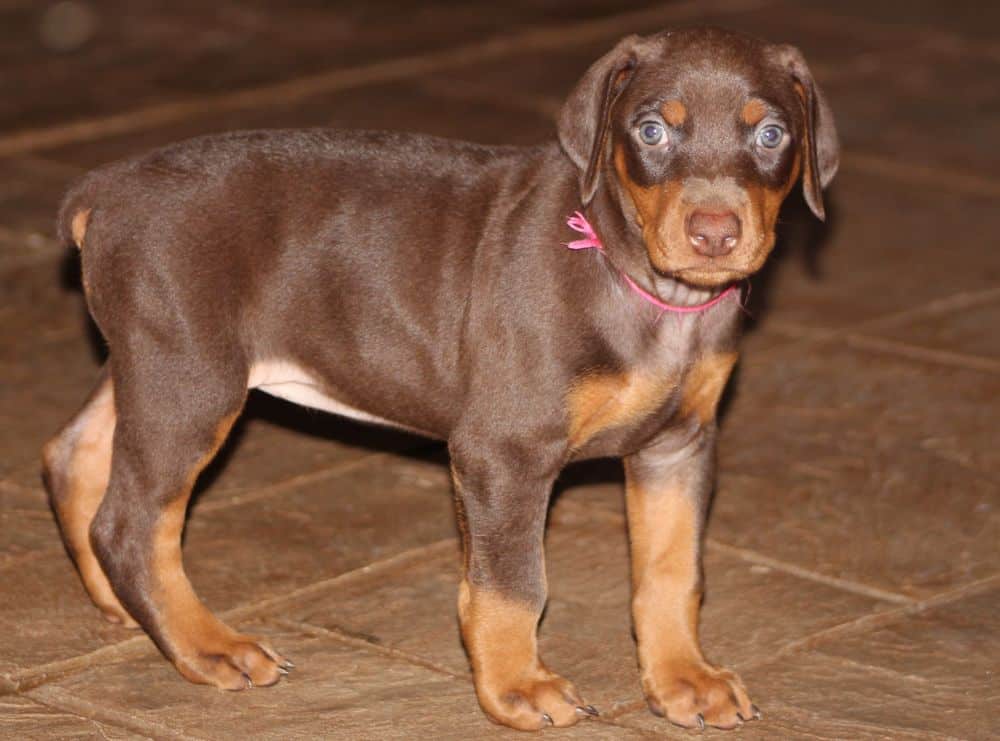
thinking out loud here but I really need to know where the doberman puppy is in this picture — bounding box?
[43,28,837,731]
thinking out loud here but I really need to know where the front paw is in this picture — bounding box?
[475,667,593,730]
[643,660,758,730]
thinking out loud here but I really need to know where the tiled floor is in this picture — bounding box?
[1,1,997,739]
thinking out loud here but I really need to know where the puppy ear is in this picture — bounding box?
[558,35,645,206]
[775,45,840,221]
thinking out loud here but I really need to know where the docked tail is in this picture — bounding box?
[56,173,101,249]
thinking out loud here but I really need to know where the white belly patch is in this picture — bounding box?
[247,360,424,434]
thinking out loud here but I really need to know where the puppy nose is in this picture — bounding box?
[687,210,741,257]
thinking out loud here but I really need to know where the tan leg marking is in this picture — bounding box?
[625,465,754,729]
[149,412,291,690]
[567,370,678,450]
[459,581,585,729]
[43,375,136,627]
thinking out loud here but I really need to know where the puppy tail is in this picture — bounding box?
[57,173,101,249]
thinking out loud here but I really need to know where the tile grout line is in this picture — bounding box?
[27,685,204,741]
[602,574,999,728]
[841,152,1000,200]
[843,333,1000,374]
[789,3,1000,67]
[267,618,659,737]
[6,538,459,691]
[222,538,459,623]
[194,446,428,514]
[0,0,773,158]
[561,499,917,606]
[742,286,1000,373]
[741,572,1000,674]
[0,446,431,573]
[611,695,964,739]
[269,617,468,680]
[703,540,916,605]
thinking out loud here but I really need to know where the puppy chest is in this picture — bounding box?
[566,352,737,453]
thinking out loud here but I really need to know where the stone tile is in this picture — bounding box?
[41,80,554,171]
[0,510,62,571]
[286,503,886,714]
[0,254,87,352]
[427,2,912,107]
[819,49,1000,180]
[798,0,1000,50]
[0,695,141,740]
[0,451,453,678]
[862,297,1000,360]
[813,585,998,739]
[614,696,938,739]
[29,625,645,740]
[0,551,137,678]
[613,577,1000,738]
[730,627,995,740]
[184,454,457,613]
[712,343,1000,598]
[738,171,1000,330]
[0,0,660,134]
[0,158,75,238]
[0,339,101,483]
[186,395,427,508]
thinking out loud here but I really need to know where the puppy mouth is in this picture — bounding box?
[654,262,748,290]
[654,277,735,306]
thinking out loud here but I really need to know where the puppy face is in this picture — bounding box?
[559,28,839,288]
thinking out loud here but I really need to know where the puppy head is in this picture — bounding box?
[558,28,839,288]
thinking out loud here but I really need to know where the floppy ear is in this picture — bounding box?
[558,35,645,206]
[775,45,840,221]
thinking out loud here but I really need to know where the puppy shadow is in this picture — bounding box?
[192,395,443,511]
[738,186,839,334]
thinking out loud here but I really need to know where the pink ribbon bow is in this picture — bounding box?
[565,211,740,315]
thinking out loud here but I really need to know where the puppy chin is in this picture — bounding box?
[647,239,773,288]
[668,268,747,288]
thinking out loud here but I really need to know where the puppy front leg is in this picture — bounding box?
[625,430,757,730]
[450,451,590,730]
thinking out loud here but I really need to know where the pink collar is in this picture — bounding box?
[566,211,739,315]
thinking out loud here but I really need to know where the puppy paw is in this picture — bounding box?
[477,668,592,730]
[173,631,293,691]
[643,661,757,730]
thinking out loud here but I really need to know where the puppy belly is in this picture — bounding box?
[248,360,427,435]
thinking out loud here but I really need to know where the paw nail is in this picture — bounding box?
[541,713,554,726]
[280,659,295,671]
[243,673,253,689]
[696,713,705,731]
[277,666,289,675]
[752,704,763,720]
[579,704,599,716]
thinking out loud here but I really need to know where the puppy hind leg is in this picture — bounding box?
[42,365,137,627]
[90,364,291,690]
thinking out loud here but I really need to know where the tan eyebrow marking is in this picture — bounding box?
[660,99,686,127]
[741,99,768,127]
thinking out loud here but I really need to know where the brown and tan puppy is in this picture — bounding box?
[43,27,837,731]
